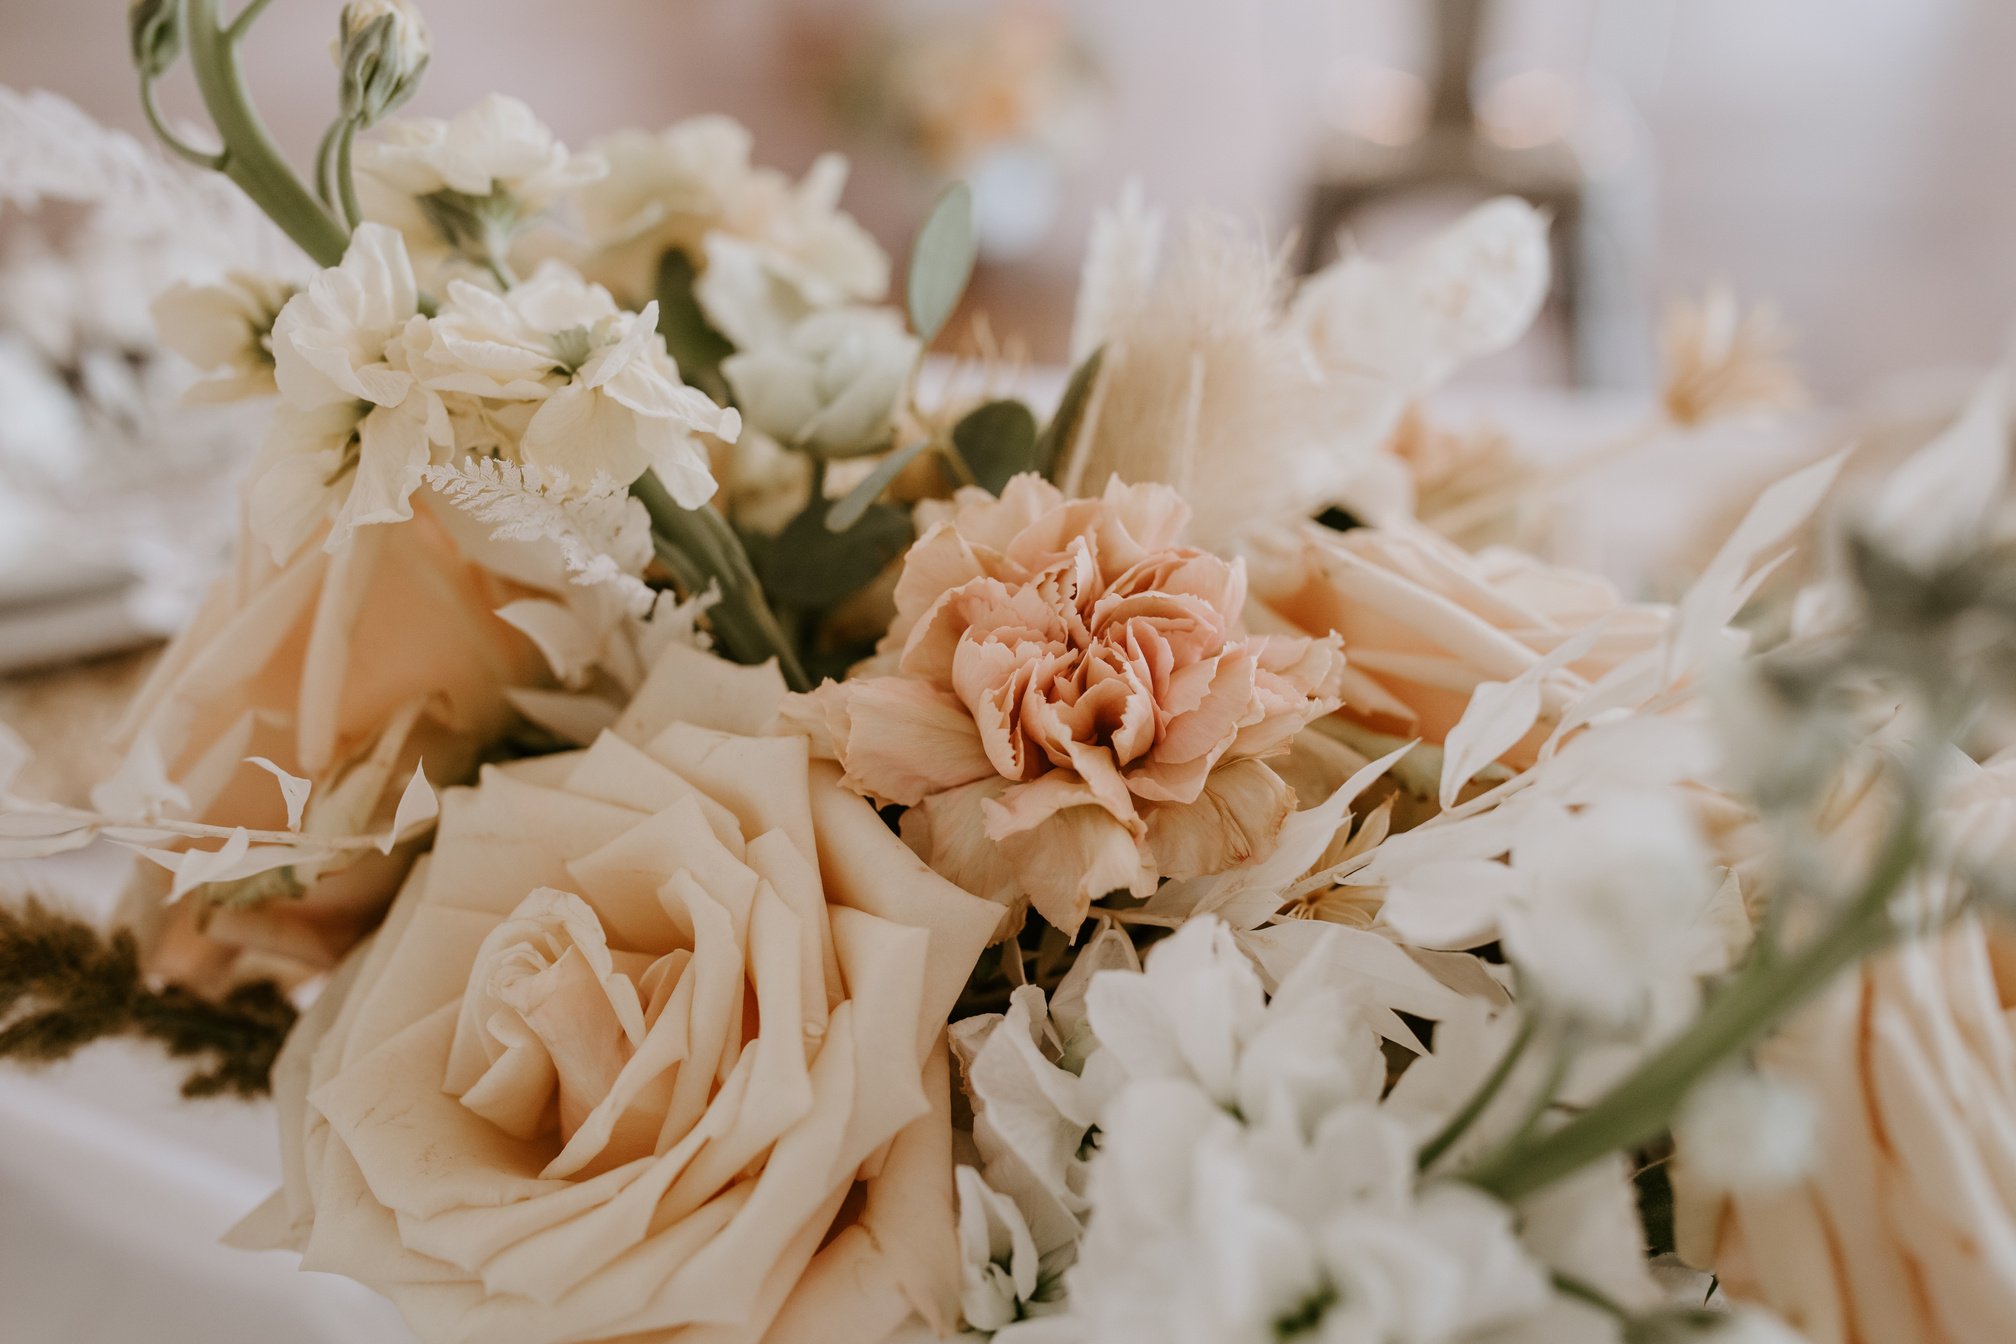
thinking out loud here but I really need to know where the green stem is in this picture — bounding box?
[184,0,350,267]
[333,116,363,230]
[313,119,342,209]
[1459,806,1923,1204]
[1417,1012,1538,1172]
[140,75,226,169]
[224,0,278,43]
[632,472,811,692]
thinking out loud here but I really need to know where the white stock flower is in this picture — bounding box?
[721,305,918,458]
[1048,1082,1555,1344]
[150,271,295,402]
[1499,792,1725,1033]
[257,223,446,559]
[580,115,889,311]
[360,93,603,219]
[410,259,737,504]
[957,1166,1065,1333]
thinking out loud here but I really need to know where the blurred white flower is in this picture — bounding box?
[1498,792,1726,1033]
[580,115,888,312]
[721,305,918,458]
[409,260,735,502]
[1047,1082,1554,1344]
[1293,196,1551,398]
[151,271,295,403]
[1672,1069,1819,1197]
[259,222,446,558]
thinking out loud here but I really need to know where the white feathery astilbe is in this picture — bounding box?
[422,458,656,614]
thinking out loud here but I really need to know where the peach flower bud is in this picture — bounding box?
[782,474,1344,936]
[229,643,1002,1344]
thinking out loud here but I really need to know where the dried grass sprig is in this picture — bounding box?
[0,899,296,1098]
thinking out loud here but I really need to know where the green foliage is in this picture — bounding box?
[654,249,736,402]
[1034,345,1105,481]
[633,470,811,692]
[953,400,1040,494]
[826,440,932,533]
[753,498,913,614]
[0,900,297,1099]
[906,182,977,346]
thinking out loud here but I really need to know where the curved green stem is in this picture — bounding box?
[225,0,279,43]
[140,76,226,169]
[313,119,342,209]
[1459,804,1923,1204]
[333,116,364,230]
[184,0,350,267]
[1417,1012,1537,1172]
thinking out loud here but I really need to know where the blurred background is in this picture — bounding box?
[6,0,2016,390]
[2,0,2013,677]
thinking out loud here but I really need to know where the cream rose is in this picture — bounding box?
[1258,518,1667,769]
[229,644,1003,1344]
[114,497,551,990]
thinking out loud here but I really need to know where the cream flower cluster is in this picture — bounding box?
[248,223,734,562]
[579,115,889,317]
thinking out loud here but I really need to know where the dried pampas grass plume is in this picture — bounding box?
[1060,198,1391,551]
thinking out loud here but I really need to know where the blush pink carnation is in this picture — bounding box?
[782,474,1344,935]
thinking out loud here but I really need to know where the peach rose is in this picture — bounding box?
[782,475,1344,935]
[229,644,1002,1344]
[1257,518,1667,768]
[113,496,550,988]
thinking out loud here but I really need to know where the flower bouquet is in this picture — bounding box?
[4,3,2016,1343]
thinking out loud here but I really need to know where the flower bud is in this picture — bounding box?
[129,0,181,80]
[333,0,430,128]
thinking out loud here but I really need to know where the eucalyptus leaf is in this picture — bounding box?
[827,439,931,533]
[1034,345,1105,480]
[754,499,914,612]
[654,248,735,400]
[953,399,1039,494]
[906,181,976,346]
